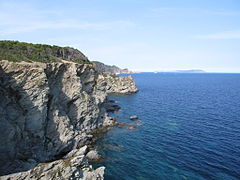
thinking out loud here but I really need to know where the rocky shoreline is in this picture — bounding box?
[0,60,138,179]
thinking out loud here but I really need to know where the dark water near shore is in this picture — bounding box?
[94,73,240,180]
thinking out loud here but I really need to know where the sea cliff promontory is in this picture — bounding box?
[0,41,138,179]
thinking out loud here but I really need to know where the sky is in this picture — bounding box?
[0,0,240,72]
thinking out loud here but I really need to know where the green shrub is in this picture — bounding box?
[0,40,92,64]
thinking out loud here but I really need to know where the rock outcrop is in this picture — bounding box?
[104,74,138,94]
[1,155,105,180]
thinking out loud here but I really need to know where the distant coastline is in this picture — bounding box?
[174,69,205,73]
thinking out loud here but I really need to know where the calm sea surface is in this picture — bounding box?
[94,73,240,180]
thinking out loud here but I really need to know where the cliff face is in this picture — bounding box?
[92,61,138,94]
[0,58,138,179]
[104,74,138,94]
[0,60,114,179]
[0,44,138,179]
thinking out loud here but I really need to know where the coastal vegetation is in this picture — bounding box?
[0,40,91,64]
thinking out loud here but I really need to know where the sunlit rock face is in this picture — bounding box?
[102,74,138,94]
[0,60,112,176]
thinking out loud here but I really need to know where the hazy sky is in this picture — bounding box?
[0,0,240,72]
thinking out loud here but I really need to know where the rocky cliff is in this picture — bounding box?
[104,74,138,94]
[0,58,137,179]
[0,60,112,179]
[0,41,138,180]
[92,61,138,94]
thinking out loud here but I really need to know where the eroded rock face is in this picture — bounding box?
[0,60,112,176]
[0,60,138,179]
[103,74,138,94]
[1,155,105,180]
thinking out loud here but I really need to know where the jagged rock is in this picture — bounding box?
[104,74,138,94]
[103,116,116,127]
[130,115,138,120]
[0,155,105,180]
[86,150,101,161]
[64,145,88,159]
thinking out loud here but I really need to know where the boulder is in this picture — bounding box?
[130,115,138,120]
[86,150,101,161]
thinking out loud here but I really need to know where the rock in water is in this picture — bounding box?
[127,125,137,130]
[86,150,101,161]
[103,74,138,94]
[130,115,138,120]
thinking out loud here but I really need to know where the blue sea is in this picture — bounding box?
[94,73,240,180]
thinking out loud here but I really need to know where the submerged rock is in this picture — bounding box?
[127,125,137,130]
[104,102,121,112]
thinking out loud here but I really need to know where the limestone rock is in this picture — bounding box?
[103,116,116,127]
[0,60,109,176]
[0,59,138,179]
[64,145,88,159]
[86,150,101,161]
[104,74,138,94]
[1,155,105,180]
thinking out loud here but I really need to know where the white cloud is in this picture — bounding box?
[195,30,240,39]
